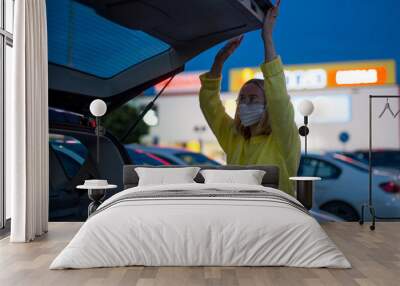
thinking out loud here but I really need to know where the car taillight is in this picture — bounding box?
[379,181,400,193]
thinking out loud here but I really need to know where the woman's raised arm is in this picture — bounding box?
[199,37,243,153]
[207,36,244,79]
[262,0,280,63]
[260,0,301,160]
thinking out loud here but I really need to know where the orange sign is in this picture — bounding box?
[328,66,388,87]
[229,59,396,92]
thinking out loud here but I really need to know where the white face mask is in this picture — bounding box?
[239,103,265,127]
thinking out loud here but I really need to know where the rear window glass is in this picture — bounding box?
[299,157,341,179]
[353,151,400,168]
[52,148,82,178]
[50,135,88,178]
[47,0,170,78]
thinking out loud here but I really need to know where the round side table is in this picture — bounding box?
[76,184,117,216]
[289,177,321,210]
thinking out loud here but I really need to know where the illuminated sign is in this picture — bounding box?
[252,69,328,90]
[229,59,396,92]
[155,71,204,94]
[329,66,388,87]
[284,69,327,90]
[335,69,378,85]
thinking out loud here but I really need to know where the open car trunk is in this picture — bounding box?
[47,0,272,115]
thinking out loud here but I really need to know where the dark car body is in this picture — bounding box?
[47,0,271,221]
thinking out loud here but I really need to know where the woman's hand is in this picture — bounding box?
[209,35,244,78]
[262,0,281,40]
[262,0,281,62]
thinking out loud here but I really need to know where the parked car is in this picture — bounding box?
[300,153,400,221]
[49,109,131,221]
[125,146,171,166]
[127,144,220,166]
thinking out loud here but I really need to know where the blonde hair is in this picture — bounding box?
[234,79,272,140]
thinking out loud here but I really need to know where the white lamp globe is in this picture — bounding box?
[143,109,159,126]
[90,99,107,117]
[298,100,314,116]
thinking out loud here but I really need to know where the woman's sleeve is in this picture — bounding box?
[260,57,300,155]
[199,73,236,153]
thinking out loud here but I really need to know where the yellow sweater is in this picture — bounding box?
[199,57,301,195]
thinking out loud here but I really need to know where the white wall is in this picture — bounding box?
[300,85,400,152]
[138,95,218,143]
[137,84,400,153]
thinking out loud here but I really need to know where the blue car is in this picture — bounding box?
[127,144,220,166]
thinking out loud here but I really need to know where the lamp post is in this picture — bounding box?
[298,100,315,157]
[89,99,107,164]
[290,99,319,210]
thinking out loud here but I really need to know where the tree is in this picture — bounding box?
[103,103,149,144]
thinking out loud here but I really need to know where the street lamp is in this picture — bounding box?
[89,99,107,164]
[298,99,315,156]
[290,99,319,211]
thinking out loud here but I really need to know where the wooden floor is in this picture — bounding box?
[0,222,399,286]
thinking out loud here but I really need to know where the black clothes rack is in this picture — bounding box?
[360,95,400,230]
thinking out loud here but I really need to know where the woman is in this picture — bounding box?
[199,1,300,195]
